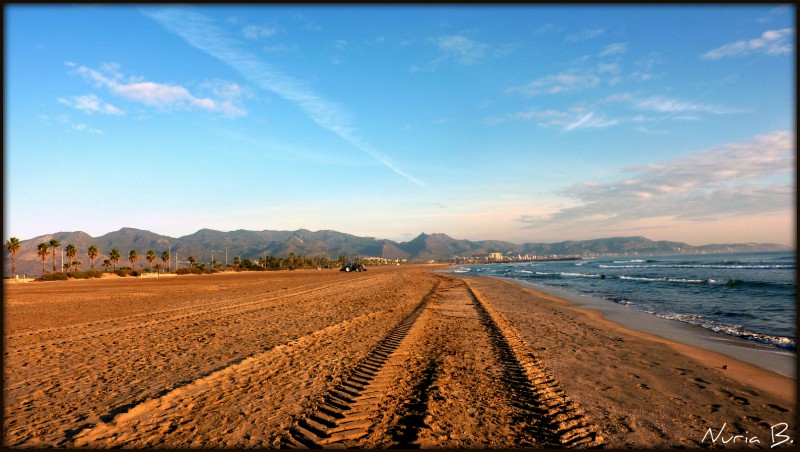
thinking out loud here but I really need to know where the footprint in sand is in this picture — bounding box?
[672,367,692,376]
[705,403,722,413]
[766,404,789,413]
[636,383,649,390]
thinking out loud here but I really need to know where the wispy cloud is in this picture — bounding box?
[757,6,792,24]
[436,34,488,65]
[562,111,618,132]
[633,95,744,115]
[143,7,423,187]
[563,112,595,131]
[70,63,246,117]
[42,113,104,135]
[511,71,601,95]
[517,131,794,229]
[510,42,633,96]
[241,24,277,40]
[58,94,125,115]
[487,107,618,131]
[701,28,794,59]
[599,42,627,57]
[565,28,605,42]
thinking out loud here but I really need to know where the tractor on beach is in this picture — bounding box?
[340,262,367,272]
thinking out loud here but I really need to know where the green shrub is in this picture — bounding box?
[115,269,131,277]
[67,270,104,279]
[38,273,69,281]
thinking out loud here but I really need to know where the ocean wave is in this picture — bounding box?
[715,279,796,290]
[618,275,706,284]
[560,272,602,278]
[659,313,796,351]
[599,263,795,269]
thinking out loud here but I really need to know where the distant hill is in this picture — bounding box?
[4,228,792,277]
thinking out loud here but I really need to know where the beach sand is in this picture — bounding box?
[3,266,795,448]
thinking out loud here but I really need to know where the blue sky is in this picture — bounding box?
[5,5,796,246]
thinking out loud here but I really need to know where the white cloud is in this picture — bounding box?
[599,42,627,57]
[71,63,246,117]
[633,96,741,115]
[241,24,276,40]
[597,63,619,74]
[565,28,605,42]
[757,6,792,24]
[517,131,794,229]
[701,28,794,59]
[58,94,125,115]
[512,71,601,95]
[45,113,104,134]
[562,111,619,131]
[436,35,488,65]
[564,112,594,131]
[488,107,618,131]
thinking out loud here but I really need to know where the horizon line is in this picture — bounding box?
[7,226,794,249]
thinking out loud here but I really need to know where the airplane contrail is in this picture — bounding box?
[143,7,424,187]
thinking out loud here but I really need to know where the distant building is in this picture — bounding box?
[488,252,504,261]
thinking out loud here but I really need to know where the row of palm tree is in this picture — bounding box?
[4,237,172,276]
[7,237,352,277]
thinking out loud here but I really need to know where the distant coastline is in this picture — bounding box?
[5,227,792,279]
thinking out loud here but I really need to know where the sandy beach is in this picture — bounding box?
[3,266,795,448]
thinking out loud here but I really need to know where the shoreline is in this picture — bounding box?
[453,271,796,379]
[470,274,795,401]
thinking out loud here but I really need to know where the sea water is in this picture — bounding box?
[452,251,796,352]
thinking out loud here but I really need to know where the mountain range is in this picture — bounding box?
[4,227,792,277]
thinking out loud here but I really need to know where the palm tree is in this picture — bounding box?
[72,260,82,271]
[128,250,139,270]
[63,263,71,272]
[102,259,112,272]
[146,249,157,272]
[5,237,21,277]
[48,239,61,273]
[87,245,99,271]
[161,250,170,274]
[65,244,77,272]
[109,248,121,271]
[187,256,196,269]
[37,242,50,275]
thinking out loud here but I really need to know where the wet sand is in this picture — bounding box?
[3,266,795,448]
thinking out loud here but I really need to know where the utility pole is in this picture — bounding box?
[225,248,228,267]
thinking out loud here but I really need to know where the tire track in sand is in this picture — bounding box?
[281,281,441,448]
[463,278,603,447]
[282,276,602,448]
[66,299,423,448]
[4,273,415,447]
[5,279,376,353]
